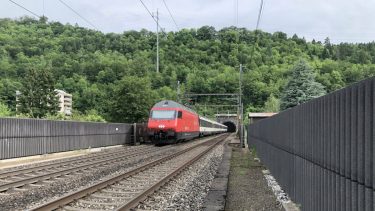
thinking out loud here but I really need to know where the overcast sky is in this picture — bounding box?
[1,0,375,43]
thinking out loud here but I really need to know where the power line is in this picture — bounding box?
[57,0,98,30]
[162,0,179,30]
[139,0,156,22]
[8,0,41,18]
[138,0,166,34]
[256,0,264,30]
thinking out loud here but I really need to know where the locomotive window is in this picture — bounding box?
[151,110,176,119]
[177,111,182,118]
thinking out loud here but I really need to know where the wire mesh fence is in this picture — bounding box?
[248,77,374,211]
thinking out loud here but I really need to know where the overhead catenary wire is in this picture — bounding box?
[57,0,98,30]
[242,0,265,73]
[162,0,179,31]
[252,0,264,58]
[138,0,166,34]
[8,0,41,18]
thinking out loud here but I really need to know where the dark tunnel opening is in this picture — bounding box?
[223,121,236,133]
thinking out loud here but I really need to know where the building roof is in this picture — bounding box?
[55,89,72,97]
[248,112,277,118]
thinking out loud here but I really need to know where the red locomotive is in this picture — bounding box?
[147,100,227,144]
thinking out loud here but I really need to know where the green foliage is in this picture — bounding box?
[0,17,375,121]
[46,110,106,122]
[263,94,280,112]
[0,102,11,117]
[74,110,106,122]
[156,86,177,101]
[18,68,59,118]
[0,79,21,111]
[45,112,67,120]
[280,60,326,110]
[15,113,32,118]
[108,76,157,123]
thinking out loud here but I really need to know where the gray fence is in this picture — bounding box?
[248,77,374,211]
[134,123,150,143]
[0,118,132,160]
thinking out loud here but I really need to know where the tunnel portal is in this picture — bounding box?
[223,121,236,132]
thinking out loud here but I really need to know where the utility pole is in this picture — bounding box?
[239,64,244,148]
[156,9,159,73]
[177,80,180,103]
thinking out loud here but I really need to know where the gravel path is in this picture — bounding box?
[136,144,225,211]
[225,146,284,211]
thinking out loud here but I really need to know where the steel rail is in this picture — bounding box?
[116,134,228,210]
[30,134,227,211]
[0,145,152,179]
[0,146,168,192]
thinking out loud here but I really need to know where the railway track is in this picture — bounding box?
[30,134,228,211]
[0,145,170,193]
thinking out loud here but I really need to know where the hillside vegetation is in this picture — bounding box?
[0,17,375,122]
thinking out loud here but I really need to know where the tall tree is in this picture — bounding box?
[0,79,21,111]
[263,94,280,112]
[1,17,375,119]
[18,68,59,118]
[108,76,156,123]
[322,37,333,59]
[280,60,326,110]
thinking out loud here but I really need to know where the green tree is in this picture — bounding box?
[280,60,326,110]
[263,94,280,112]
[0,102,11,117]
[46,110,106,122]
[18,68,59,118]
[0,79,21,111]
[1,17,375,121]
[322,37,333,59]
[108,76,156,123]
[71,110,106,122]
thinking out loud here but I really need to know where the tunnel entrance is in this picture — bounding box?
[223,121,236,132]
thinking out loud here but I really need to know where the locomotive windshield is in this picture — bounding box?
[151,110,176,119]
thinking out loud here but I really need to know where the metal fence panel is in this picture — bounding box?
[0,119,132,160]
[248,77,375,211]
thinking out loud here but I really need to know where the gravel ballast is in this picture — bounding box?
[136,144,225,211]
[0,135,222,210]
[0,145,178,210]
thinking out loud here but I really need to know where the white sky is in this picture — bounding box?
[1,0,375,43]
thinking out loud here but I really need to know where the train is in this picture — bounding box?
[147,100,227,144]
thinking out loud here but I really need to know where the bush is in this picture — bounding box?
[45,113,68,120]
[0,103,12,117]
[72,110,106,122]
[45,110,106,122]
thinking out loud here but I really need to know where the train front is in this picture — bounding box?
[147,105,178,144]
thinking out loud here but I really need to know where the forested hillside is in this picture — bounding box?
[1,17,375,122]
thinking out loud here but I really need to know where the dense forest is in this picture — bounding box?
[0,17,375,122]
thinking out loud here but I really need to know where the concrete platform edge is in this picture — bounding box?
[0,145,124,170]
[202,138,233,211]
